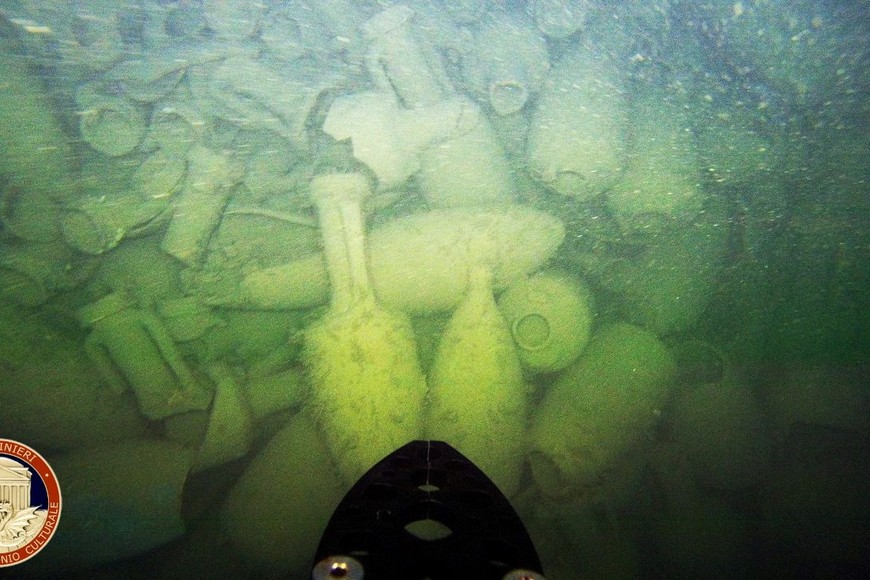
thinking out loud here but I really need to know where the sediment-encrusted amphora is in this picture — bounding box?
[77,290,211,421]
[302,173,427,484]
[323,4,515,207]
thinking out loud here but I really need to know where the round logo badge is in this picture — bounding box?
[0,439,61,567]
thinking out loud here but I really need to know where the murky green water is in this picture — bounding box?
[1,1,868,578]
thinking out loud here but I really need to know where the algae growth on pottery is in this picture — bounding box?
[0,1,868,578]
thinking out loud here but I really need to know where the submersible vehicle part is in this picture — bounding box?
[311,440,545,580]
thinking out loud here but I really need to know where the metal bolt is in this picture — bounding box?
[503,569,547,580]
[311,555,364,580]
